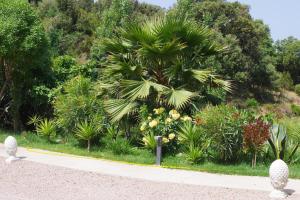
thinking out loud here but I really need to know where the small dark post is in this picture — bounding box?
[155,136,162,165]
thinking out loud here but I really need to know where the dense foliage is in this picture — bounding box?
[1,0,300,168]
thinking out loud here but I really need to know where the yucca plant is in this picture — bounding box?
[177,121,209,163]
[99,17,231,122]
[142,132,157,152]
[27,115,42,127]
[177,121,204,147]
[36,119,56,142]
[74,120,98,152]
[186,144,205,164]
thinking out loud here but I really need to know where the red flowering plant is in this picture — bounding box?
[243,119,270,168]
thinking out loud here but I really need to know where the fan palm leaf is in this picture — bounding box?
[120,79,168,101]
[104,99,139,122]
[165,88,199,109]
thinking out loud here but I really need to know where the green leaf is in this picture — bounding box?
[121,79,168,101]
[165,88,198,109]
[104,99,139,122]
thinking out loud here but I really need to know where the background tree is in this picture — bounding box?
[170,0,278,96]
[275,37,300,84]
[0,0,51,131]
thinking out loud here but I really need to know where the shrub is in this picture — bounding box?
[291,104,300,116]
[102,125,132,155]
[277,72,294,90]
[177,122,204,147]
[185,145,205,164]
[245,98,259,108]
[110,138,132,155]
[53,76,105,134]
[196,105,251,162]
[243,119,270,167]
[295,84,300,96]
[177,121,209,163]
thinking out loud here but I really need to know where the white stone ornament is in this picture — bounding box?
[4,136,19,164]
[269,159,289,199]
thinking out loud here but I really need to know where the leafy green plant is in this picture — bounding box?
[280,119,300,163]
[295,84,300,96]
[142,132,157,152]
[245,98,259,108]
[27,115,42,127]
[177,121,206,147]
[268,124,287,160]
[177,121,209,163]
[197,105,251,162]
[54,76,105,134]
[276,72,294,90]
[110,138,132,155]
[36,119,57,142]
[74,120,99,152]
[291,104,300,116]
[269,123,300,163]
[102,125,132,155]
[185,145,205,164]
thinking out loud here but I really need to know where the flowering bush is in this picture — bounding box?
[243,119,270,167]
[196,105,252,162]
[139,105,192,153]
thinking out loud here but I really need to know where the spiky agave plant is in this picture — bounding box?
[99,17,232,122]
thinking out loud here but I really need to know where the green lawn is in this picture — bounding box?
[1,129,300,179]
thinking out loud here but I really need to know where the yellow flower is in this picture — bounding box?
[154,107,165,115]
[165,117,172,124]
[171,113,181,120]
[147,116,152,120]
[169,109,180,120]
[168,133,176,140]
[182,115,192,121]
[149,120,158,128]
[169,109,178,116]
[162,137,169,144]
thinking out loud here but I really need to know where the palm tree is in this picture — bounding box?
[74,120,98,152]
[100,17,231,122]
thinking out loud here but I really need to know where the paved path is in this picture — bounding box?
[0,144,300,199]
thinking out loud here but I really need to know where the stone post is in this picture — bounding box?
[154,136,162,165]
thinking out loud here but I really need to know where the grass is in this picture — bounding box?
[1,129,300,179]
